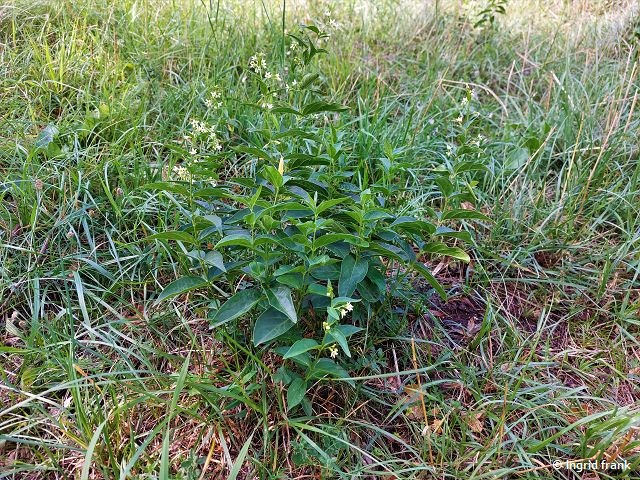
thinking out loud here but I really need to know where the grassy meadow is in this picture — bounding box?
[1,0,640,478]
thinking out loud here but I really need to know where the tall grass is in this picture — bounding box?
[1,0,639,478]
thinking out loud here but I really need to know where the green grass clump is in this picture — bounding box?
[1,0,639,478]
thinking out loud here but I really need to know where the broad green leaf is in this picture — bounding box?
[310,263,341,280]
[283,339,319,359]
[271,106,302,115]
[309,358,353,385]
[313,233,362,250]
[287,378,307,411]
[302,101,349,116]
[329,327,351,358]
[434,226,473,242]
[299,72,320,89]
[422,242,470,262]
[435,177,454,197]
[266,286,297,323]
[364,209,394,221]
[441,209,490,221]
[204,251,226,271]
[338,254,369,297]
[211,288,262,327]
[157,276,208,302]
[390,217,436,236]
[262,165,284,189]
[316,197,348,215]
[274,347,312,367]
[287,153,331,168]
[306,282,329,296]
[276,273,304,289]
[358,277,382,302]
[366,242,407,262]
[331,296,360,306]
[215,234,253,249]
[323,325,363,345]
[253,308,294,345]
[367,267,386,293]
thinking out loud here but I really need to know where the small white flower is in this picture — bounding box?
[189,148,197,155]
[345,302,353,312]
[264,71,272,79]
[173,165,190,181]
[292,79,298,86]
[329,345,339,358]
[323,321,331,332]
[456,115,463,124]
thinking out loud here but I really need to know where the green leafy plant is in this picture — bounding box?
[148,24,481,408]
[474,0,508,29]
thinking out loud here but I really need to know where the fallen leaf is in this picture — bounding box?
[464,410,484,434]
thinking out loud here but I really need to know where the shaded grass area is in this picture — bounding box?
[1,0,640,478]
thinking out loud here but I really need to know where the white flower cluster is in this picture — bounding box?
[339,302,353,318]
[471,134,486,147]
[249,53,268,75]
[184,117,223,157]
[204,89,223,110]
[285,79,298,92]
[172,164,190,181]
[249,52,297,93]
[324,10,339,30]
[285,41,298,57]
